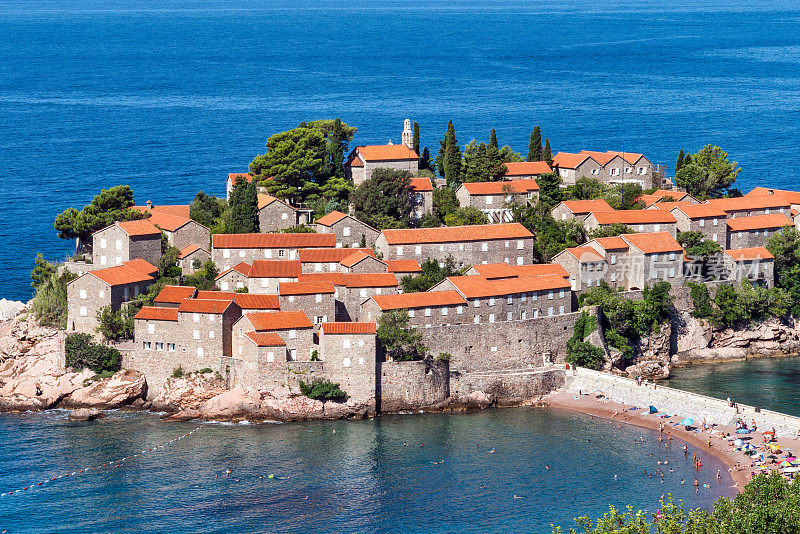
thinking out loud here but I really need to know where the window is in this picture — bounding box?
[223,249,230,258]
[611,272,617,282]
[521,294,527,303]
[507,295,513,304]
[343,357,351,367]
[168,343,175,352]
[343,226,351,237]
[358,357,365,366]
[156,342,164,351]
[441,307,448,316]
[100,256,107,266]
[80,306,87,317]
[713,218,718,226]
[376,288,382,295]
[548,307,554,316]
[209,330,215,339]
[473,315,480,324]
[415,245,422,255]
[289,329,297,339]
[669,267,675,278]
[439,245,445,252]
[408,310,415,318]
[288,295,295,303]
[610,168,619,176]
[489,314,495,323]
[397,246,404,255]
[193,329,200,339]
[548,291,553,300]
[264,250,272,259]
[193,313,200,323]
[144,342,152,350]
[343,339,351,349]
[505,241,510,248]
[261,279,269,288]
[486,196,493,205]
[610,254,617,265]
[481,243,488,252]
[236,281,244,290]
[278,249,286,258]
[360,289,367,298]
[521,310,527,320]
[517,240,524,250]
[458,244,464,251]
[532,293,538,301]
[591,168,599,176]
[699,219,705,227]
[221,281,229,290]
[654,224,660,232]
[559,290,564,298]
[148,324,155,334]
[266,352,275,363]
[99,290,105,298]
[507,312,512,321]
[533,310,538,318]
[100,238,107,249]
[638,225,644,231]
[489,298,495,306]
[425,308,431,317]
[197,347,204,357]
[517,257,524,265]
[473,299,480,308]
[329,263,337,271]
[315,293,322,303]
[625,166,632,174]
[559,306,564,315]
[652,270,658,279]
[282,212,288,220]
[668,252,676,261]
[116,239,122,250]
[456,306,463,315]
[79,289,87,299]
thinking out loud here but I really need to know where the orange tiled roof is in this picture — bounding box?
[705,196,792,213]
[578,150,620,166]
[123,258,158,277]
[355,145,418,161]
[371,291,466,311]
[177,299,236,314]
[589,210,676,225]
[639,191,689,207]
[154,285,197,304]
[409,177,434,192]
[462,179,539,195]
[386,259,422,273]
[90,262,156,286]
[321,322,377,334]
[344,273,399,288]
[249,260,302,278]
[278,281,335,295]
[746,187,800,204]
[215,262,252,280]
[724,247,775,262]
[298,272,347,286]
[672,204,728,219]
[212,233,335,249]
[195,290,236,301]
[244,331,286,347]
[133,209,194,232]
[299,248,374,262]
[621,232,684,254]
[234,294,280,310]
[503,161,552,176]
[178,244,206,258]
[381,223,532,245]
[446,274,570,298]
[726,213,794,231]
[257,193,279,209]
[562,246,606,263]
[134,306,179,321]
[560,199,613,214]
[246,311,313,331]
[228,172,254,184]
[133,204,191,218]
[648,201,694,211]
[116,219,162,237]
[551,152,591,169]
[591,236,629,250]
[315,211,349,226]
[346,154,364,167]
[606,151,647,165]
[468,263,569,280]
[340,251,381,268]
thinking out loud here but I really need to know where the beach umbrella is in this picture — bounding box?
[769,443,782,452]
[743,444,757,451]
[649,406,658,414]
[779,460,793,468]
[734,439,744,447]
[768,455,779,459]
[786,456,797,461]
[681,418,694,427]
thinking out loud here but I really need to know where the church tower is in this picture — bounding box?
[402,118,413,149]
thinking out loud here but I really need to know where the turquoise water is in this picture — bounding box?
[3,0,800,299]
[0,407,734,533]
[669,356,800,416]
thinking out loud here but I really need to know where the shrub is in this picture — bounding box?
[310,350,320,362]
[566,311,605,370]
[437,352,452,361]
[377,309,427,361]
[65,333,121,374]
[96,305,135,341]
[172,366,185,379]
[32,270,76,329]
[687,281,714,318]
[298,379,348,402]
[197,368,213,374]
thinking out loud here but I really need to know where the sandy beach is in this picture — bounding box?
[543,389,800,491]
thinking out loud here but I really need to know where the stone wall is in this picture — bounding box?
[450,368,565,405]
[378,359,449,412]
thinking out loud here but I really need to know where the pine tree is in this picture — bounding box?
[489,128,499,149]
[328,118,347,179]
[543,139,553,166]
[443,121,461,187]
[485,134,503,179]
[436,126,448,177]
[675,148,685,174]
[412,121,420,156]
[528,126,542,161]
[420,146,431,170]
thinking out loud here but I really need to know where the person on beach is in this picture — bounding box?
[681,478,685,485]
[684,444,688,456]
[717,469,721,481]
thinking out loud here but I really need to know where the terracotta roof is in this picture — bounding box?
[671,204,728,219]
[195,290,236,301]
[89,262,156,286]
[212,233,335,249]
[298,272,347,286]
[639,192,689,207]
[244,331,286,347]
[249,260,302,278]
[589,210,676,225]
[705,196,792,213]
[559,199,613,215]
[726,213,794,231]
[228,172,254,184]
[321,322,377,334]
[346,154,364,167]
[278,281,335,295]
[134,306,179,322]
[725,247,775,262]
[123,258,158,277]
[298,248,374,262]
[409,177,433,192]
[621,232,684,254]
[315,211,349,226]
[648,201,694,212]
[116,219,162,237]
[177,299,236,314]
[381,223,532,245]
[154,285,197,304]
[578,150,620,166]
[245,311,313,331]
[355,145,418,161]
[215,262,252,280]
[371,291,466,311]
[178,244,206,258]
[344,273,399,288]
[606,151,647,165]
[591,236,629,250]
[386,259,422,273]
[133,210,194,232]
[340,251,381,268]
[257,193,279,209]
[503,161,552,176]
[468,263,569,280]
[562,246,606,263]
[551,152,591,169]
[133,204,191,218]
[746,187,800,204]
[446,274,570,298]
[461,179,539,196]
[235,294,280,310]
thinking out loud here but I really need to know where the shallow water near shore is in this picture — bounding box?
[0,407,733,533]
[668,355,800,417]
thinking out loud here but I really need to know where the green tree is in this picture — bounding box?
[565,311,605,370]
[572,177,607,200]
[351,168,413,229]
[687,281,714,319]
[31,253,57,290]
[323,118,350,179]
[96,305,135,341]
[65,333,121,374]
[536,171,562,210]
[499,145,524,163]
[714,284,745,328]
[605,183,645,210]
[32,270,77,329]
[527,125,542,162]
[676,145,740,199]
[489,128,498,149]
[432,186,459,222]
[767,226,800,316]
[412,121,420,156]
[401,257,459,293]
[226,176,259,233]
[511,202,585,262]
[183,260,219,290]
[190,191,227,233]
[543,139,553,166]
[299,379,348,401]
[158,246,183,279]
[588,223,635,239]
[678,231,722,258]
[376,310,427,361]
[439,120,462,187]
[419,146,432,171]
[444,207,489,227]
[675,148,685,174]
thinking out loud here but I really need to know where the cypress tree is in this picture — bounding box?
[412,121,420,156]
[683,153,692,166]
[675,148,685,174]
[443,120,461,187]
[242,180,259,232]
[329,118,346,179]
[489,128,499,149]
[226,176,245,233]
[543,139,553,166]
[420,146,431,170]
[528,126,542,161]
[486,136,502,171]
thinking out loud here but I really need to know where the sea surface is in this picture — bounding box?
[0,407,734,534]
[3,0,800,299]
[668,355,800,417]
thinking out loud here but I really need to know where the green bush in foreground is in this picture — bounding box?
[65,333,121,374]
[553,471,800,534]
[298,379,348,402]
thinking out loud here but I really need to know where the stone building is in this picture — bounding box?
[361,291,467,329]
[585,236,633,290]
[726,214,794,249]
[233,311,315,362]
[153,285,197,308]
[552,150,653,188]
[723,247,775,288]
[455,179,540,223]
[705,196,793,219]
[215,262,251,292]
[552,246,609,291]
[234,293,281,315]
[233,331,290,390]
[211,233,335,271]
[66,259,157,337]
[551,199,614,221]
[745,187,800,210]
[669,204,728,244]
[257,193,312,232]
[338,251,388,274]
[374,223,535,267]
[582,210,678,236]
[464,262,570,282]
[125,306,181,393]
[409,177,434,223]
[318,322,378,405]
[178,245,210,275]
[133,206,210,252]
[386,259,422,283]
[337,273,399,322]
[92,220,162,268]
[620,232,684,290]
[214,260,302,293]
[277,281,336,325]
[502,161,552,180]
[314,211,380,248]
[298,247,376,273]
[344,144,419,187]
[639,190,698,207]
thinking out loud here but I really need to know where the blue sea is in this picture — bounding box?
[3,0,800,300]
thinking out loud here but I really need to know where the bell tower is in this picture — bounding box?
[402,119,413,149]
